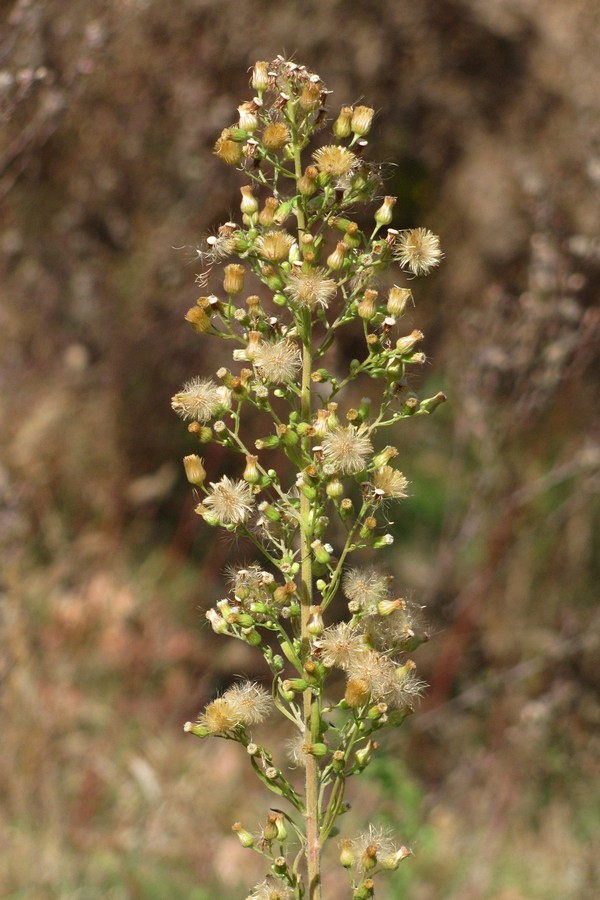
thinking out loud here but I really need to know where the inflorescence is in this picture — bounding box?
[174,56,445,900]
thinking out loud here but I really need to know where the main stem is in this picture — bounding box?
[290,105,321,900]
[300,335,320,899]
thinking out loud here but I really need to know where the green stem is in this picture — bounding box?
[300,314,321,900]
[290,99,322,900]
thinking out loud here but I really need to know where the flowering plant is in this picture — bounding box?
[172,57,444,900]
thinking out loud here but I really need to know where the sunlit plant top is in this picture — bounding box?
[172,56,445,900]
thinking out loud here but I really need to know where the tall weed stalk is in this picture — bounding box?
[172,57,445,900]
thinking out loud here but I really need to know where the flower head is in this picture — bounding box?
[199,681,272,735]
[386,285,412,317]
[223,263,245,294]
[347,651,425,709]
[247,875,294,900]
[351,105,375,137]
[373,466,409,499]
[313,145,357,177]
[171,378,230,422]
[322,425,373,475]
[362,600,428,652]
[394,228,442,276]
[255,229,295,262]
[261,122,291,151]
[204,223,238,261]
[286,729,309,768]
[214,136,243,166]
[200,476,254,525]
[355,823,395,857]
[342,567,391,613]
[317,621,367,670]
[285,268,337,310]
[251,60,269,93]
[183,454,206,486]
[253,340,302,384]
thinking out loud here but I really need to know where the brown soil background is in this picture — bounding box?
[1,1,599,898]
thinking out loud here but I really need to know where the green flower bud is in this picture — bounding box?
[183,721,209,737]
[354,739,378,769]
[255,434,281,450]
[311,540,332,565]
[381,846,412,870]
[240,185,258,216]
[395,330,424,355]
[374,195,396,226]
[353,878,375,899]
[326,478,344,499]
[373,534,394,549]
[339,838,355,868]
[242,627,262,646]
[418,391,447,414]
[372,445,398,468]
[232,822,254,848]
[307,742,329,758]
[307,605,325,636]
[333,105,353,139]
[339,498,354,518]
[282,677,309,693]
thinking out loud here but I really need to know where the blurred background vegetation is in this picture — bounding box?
[1,1,599,898]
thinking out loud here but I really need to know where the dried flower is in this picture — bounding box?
[253,340,302,384]
[299,80,321,111]
[247,875,294,900]
[214,136,243,166]
[342,567,390,611]
[262,122,290,151]
[200,476,254,525]
[171,378,230,422]
[184,304,211,334]
[350,824,396,870]
[373,466,409,498]
[255,230,295,262]
[326,241,348,271]
[322,425,373,475]
[221,681,273,724]
[232,821,255,848]
[205,225,238,261]
[286,729,309,768]
[395,330,424,355]
[363,600,428,652]
[347,651,425,709]
[285,267,337,310]
[312,145,357,177]
[394,228,443,276]
[318,622,366,670]
[199,681,272,735]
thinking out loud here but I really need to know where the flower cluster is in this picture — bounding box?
[185,681,273,737]
[172,57,445,900]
